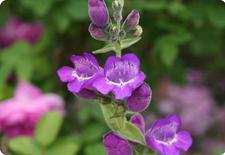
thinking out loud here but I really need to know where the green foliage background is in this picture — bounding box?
[0,0,225,155]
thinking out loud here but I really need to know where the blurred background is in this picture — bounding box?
[0,0,224,155]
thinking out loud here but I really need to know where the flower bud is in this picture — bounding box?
[88,0,109,28]
[133,25,143,37]
[112,0,121,10]
[126,83,152,112]
[124,10,140,30]
[88,23,109,41]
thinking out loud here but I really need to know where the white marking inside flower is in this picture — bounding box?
[0,150,5,155]
[156,134,178,145]
[72,70,94,81]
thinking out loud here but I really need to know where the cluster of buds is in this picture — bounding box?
[88,0,142,49]
[57,0,193,155]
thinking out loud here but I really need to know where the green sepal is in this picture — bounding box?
[93,37,141,54]
[99,103,145,145]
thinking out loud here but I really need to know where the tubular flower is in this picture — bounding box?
[0,81,64,137]
[57,53,103,96]
[93,53,145,100]
[145,115,192,155]
[103,132,133,155]
[88,0,109,28]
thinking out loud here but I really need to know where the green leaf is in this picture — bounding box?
[35,111,63,147]
[82,124,107,143]
[46,138,80,155]
[65,0,89,20]
[85,143,105,155]
[9,137,41,155]
[121,37,142,49]
[99,103,125,131]
[93,37,141,54]
[93,44,115,54]
[118,122,145,145]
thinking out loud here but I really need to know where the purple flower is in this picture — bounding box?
[124,10,140,30]
[93,53,145,100]
[145,115,192,155]
[0,81,64,137]
[57,53,103,96]
[88,23,109,41]
[126,83,152,112]
[0,17,43,48]
[88,0,109,28]
[130,114,145,134]
[103,132,133,155]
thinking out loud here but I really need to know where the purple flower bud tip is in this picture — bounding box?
[125,10,140,30]
[88,23,109,41]
[145,114,193,155]
[103,132,133,155]
[126,83,152,112]
[130,114,145,134]
[88,0,109,28]
[57,53,103,96]
[93,53,146,100]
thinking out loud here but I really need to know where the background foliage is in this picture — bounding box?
[0,0,224,155]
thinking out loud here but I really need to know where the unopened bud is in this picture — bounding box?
[88,0,109,28]
[119,30,126,39]
[113,11,122,23]
[112,0,121,10]
[124,10,140,30]
[88,23,109,41]
[133,25,143,37]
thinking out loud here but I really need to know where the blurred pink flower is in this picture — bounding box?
[0,81,64,137]
[0,17,43,48]
[156,78,216,136]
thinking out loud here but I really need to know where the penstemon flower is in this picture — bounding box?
[57,53,103,96]
[93,53,145,100]
[57,0,193,154]
[145,115,192,155]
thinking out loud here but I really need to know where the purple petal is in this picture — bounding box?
[88,23,109,41]
[127,83,151,112]
[145,134,164,154]
[122,53,140,69]
[67,79,84,93]
[57,66,74,82]
[104,55,120,71]
[112,86,133,100]
[166,114,181,132]
[128,72,146,89]
[75,89,97,99]
[88,0,109,27]
[103,132,133,155]
[83,52,99,66]
[162,145,180,155]
[130,114,145,133]
[93,77,114,95]
[175,131,192,151]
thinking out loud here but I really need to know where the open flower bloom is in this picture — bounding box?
[0,17,43,48]
[0,81,64,137]
[126,83,152,112]
[93,53,145,100]
[57,53,103,97]
[145,115,192,155]
[88,0,109,28]
[103,132,133,155]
